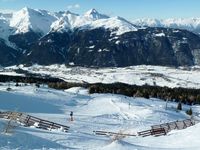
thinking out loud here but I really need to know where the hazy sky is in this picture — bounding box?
[0,0,200,20]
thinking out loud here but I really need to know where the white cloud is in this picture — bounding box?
[67,4,80,10]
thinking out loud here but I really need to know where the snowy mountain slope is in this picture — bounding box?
[50,8,137,35]
[79,16,138,35]
[132,18,200,34]
[0,84,200,149]
[10,7,58,34]
[0,18,14,45]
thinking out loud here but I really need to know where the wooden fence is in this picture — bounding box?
[137,128,166,137]
[151,119,195,133]
[94,119,197,138]
[0,111,197,137]
[0,111,70,133]
[93,130,136,137]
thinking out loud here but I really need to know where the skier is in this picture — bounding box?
[70,111,73,121]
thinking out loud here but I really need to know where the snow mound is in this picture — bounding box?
[64,87,88,95]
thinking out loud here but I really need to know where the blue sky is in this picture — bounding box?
[0,0,200,20]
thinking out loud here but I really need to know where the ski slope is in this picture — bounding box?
[1,84,200,149]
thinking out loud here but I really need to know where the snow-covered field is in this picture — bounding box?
[1,83,200,149]
[1,65,200,88]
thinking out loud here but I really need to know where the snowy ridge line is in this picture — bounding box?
[0,111,70,132]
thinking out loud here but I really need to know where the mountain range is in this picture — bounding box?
[0,7,200,67]
[132,18,200,35]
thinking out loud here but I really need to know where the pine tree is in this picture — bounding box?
[186,108,193,116]
[177,102,182,110]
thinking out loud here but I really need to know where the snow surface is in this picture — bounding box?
[0,84,200,149]
[3,65,200,89]
[10,7,58,34]
[154,33,165,37]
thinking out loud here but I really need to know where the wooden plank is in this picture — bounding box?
[28,116,70,129]
[93,131,136,137]
[0,111,70,133]
[138,129,152,137]
[151,128,166,136]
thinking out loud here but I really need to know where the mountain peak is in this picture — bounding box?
[85,8,98,15]
[22,6,31,11]
[20,7,36,14]
[65,10,79,16]
[84,8,109,20]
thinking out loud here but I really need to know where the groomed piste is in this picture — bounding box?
[1,84,200,149]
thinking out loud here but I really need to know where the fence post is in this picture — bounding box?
[182,120,187,128]
[26,115,31,125]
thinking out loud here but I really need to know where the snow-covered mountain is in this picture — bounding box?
[10,7,58,34]
[132,18,200,34]
[50,8,138,35]
[0,7,137,36]
[1,7,200,67]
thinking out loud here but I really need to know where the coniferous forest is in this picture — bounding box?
[1,74,200,105]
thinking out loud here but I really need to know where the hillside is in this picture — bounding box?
[0,84,200,149]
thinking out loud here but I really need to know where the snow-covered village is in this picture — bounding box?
[1,0,200,150]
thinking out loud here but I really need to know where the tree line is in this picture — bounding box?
[1,74,200,105]
[49,82,200,105]
[0,74,63,84]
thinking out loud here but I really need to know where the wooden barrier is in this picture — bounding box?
[137,129,152,137]
[151,119,195,133]
[93,130,136,137]
[0,111,198,137]
[0,111,70,133]
[137,128,166,137]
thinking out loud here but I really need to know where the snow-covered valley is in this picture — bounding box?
[1,65,200,89]
[1,83,200,149]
